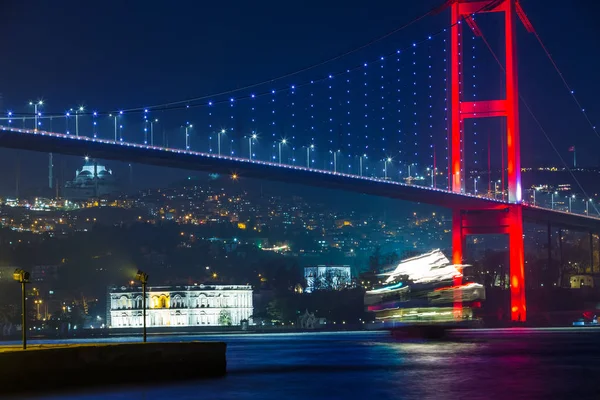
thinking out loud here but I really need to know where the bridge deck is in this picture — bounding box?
[1,127,599,231]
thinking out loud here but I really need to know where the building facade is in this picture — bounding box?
[304,265,351,293]
[107,284,253,328]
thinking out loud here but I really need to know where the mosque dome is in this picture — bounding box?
[64,157,119,200]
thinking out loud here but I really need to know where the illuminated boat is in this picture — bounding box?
[365,249,485,325]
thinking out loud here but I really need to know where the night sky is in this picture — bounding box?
[0,0,599,195]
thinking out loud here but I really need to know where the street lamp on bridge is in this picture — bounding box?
[569,194,575,213]
[75,106,84,137]
[305,144,314,168]
[359,154,367,177]
[109,112,122,143]
[184,123,193,150]
[278,139,287,164]
[384,157,392,180]
[218,129,226,156]
[28,100,43,131]
[248,133,257,159]
[150,119,158,146]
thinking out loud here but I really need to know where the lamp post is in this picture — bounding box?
[279,139,287,164]
[34,299,42,320]
[218,129,225,156]
[29,100,43,131]
[184,123,193,150]
[150,119,158,146]
[110,112,122,142]
[587,199,592,215]
[330,150,339,173]
[551,191,557,210]
[249,133,257,159]
[13,269,30,350]
[75,106,84,137]
[384,157,392,179]
[533,188,537,206]
[359,154,367,177]
[569,194,575,213]
[306,144,314,168]
[427,168,433,187]
[135,270,149,343]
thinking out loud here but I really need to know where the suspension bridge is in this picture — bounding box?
[2,0,599,321]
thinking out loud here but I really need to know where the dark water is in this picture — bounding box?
[5,328,600,400]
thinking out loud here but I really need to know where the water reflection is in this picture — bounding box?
[9,330,600,400]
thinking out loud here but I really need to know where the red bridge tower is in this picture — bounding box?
[448,0,532,322]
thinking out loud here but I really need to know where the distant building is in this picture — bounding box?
[304,265,351,293]
[63,158,118,201]
[107,284,253,328]
[570,275,594,289]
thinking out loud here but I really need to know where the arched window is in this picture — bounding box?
[119,296,129,310]
[172,294,183,308]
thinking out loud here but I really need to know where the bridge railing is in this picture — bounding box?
[522,189,600,218]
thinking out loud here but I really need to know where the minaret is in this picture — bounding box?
[15,153,20,199]
[49,153,53,190]
[94,161,99,196]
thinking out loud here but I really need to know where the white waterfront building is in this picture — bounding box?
[107,284,253,328]
[304,265,352,293]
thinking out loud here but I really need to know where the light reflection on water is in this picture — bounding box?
[6,329,600,400]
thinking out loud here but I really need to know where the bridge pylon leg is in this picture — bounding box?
[508,205,526,322]
[452,209,464,319]
[452,205,526,322]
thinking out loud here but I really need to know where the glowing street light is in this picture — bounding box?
[184,123,193,150]
[329,149,340,173]
[569,194,575,213]
[34,299,43,320]
[551,191,558,210]
[109,113,121,142]
[75,106,84,137]
[279,139,287,164]
[28,100,43,131]
[218,129,226,156]
[384,157,392,179]
[359,154,367,177]
[249,133,257,159]
[134,270,149,343]
[150,119,158,146]
[13,268,30,349]
[587,199,592,215]
[306,144,314,168]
